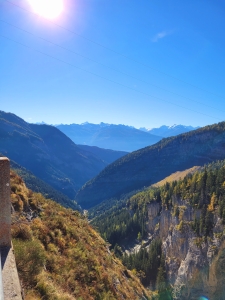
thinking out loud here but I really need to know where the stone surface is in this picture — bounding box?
[1,246,23,300]
[145,196,225,299]
[146,202,160,233]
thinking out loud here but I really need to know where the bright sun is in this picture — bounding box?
[28,0,64,19]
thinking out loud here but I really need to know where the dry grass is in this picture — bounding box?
[10,171,152,300]
[152,166,201,187]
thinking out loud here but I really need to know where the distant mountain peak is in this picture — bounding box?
[75,121,225,209]
[140,124,200,138]
[35,121,48,125]
[56,123,162,152]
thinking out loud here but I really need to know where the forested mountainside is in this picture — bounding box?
[76,121,225,209]
[77,144,127,164]
[56,123,162,152]
[10,171,152,300]
[0,111,125,200]
[92,159,225,299]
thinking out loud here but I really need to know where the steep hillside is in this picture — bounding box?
[9,158,80,210]
[0,111,113,199]
[76,121,225,208]
[10,171,152,300]
[152,166,201,187]
[92,159,225,299]
[77,145,127,164]
[56,123,162,152]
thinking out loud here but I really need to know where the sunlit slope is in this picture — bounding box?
[10,171,152,300]
[152,166,201,187]
[76,122,225,209]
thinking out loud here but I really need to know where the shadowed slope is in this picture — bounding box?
[0,111,108,199]
[76,121,225,208]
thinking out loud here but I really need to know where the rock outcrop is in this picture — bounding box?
[146,199,225,300]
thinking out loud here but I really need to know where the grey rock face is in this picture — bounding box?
[146,199,225,299]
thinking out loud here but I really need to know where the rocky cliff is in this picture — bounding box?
[147,197,225,299]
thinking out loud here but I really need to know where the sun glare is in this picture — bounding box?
[28,0,64,19]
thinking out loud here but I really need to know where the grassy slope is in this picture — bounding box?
[152,166,201,187]
[10,171,152,300]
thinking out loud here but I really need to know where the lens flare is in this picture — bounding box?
[198,297,208,300]
[28,0,64,19]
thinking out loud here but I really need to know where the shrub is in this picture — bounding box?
[11,223,33,240]
[13,238,46,287]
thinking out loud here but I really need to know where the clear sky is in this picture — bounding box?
[0,0,225,128]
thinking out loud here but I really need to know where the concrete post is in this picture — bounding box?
[0,157,11,247]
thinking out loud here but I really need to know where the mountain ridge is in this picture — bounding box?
[76,121,225,208]
[0,111,126,200]
[140,124,199,137]
[56,123,162,152]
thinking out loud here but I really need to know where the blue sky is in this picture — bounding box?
[0,0,225,128]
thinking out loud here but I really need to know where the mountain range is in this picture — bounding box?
[56,123,198,152]
[76,121,225,208]
[0,111,126,200]
[56,122,162,152]
[140,124,199,137]
[3,110,225,299]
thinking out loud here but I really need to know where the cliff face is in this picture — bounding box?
[147,199,225,299]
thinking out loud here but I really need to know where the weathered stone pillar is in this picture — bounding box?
[0,157,11,247]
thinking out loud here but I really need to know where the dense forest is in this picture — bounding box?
[92,159,225,294]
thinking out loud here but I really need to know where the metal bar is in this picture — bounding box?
[0,249,4,300]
